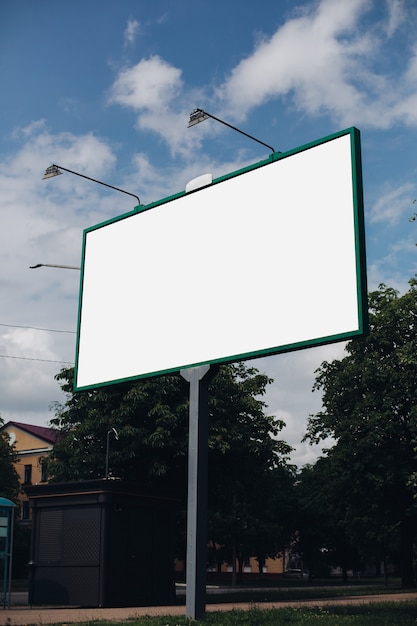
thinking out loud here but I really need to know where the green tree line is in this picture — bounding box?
[300,278,417,588]
[48,362,295,574]
[2,280,417,586]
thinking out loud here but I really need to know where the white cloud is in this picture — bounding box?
[0,126,120,319]
[369,182,416,224]
[131,148,278,204]
[0,126,121,425]
[385,0,406,37]
[124,19,140,47]
[255,342,347,466]
[2,328,55,360]
[367,257,415,294]
[8,123,116,180]
[214,0,417,130]
[109,55,182,111]
[404,45,417,83]
[217,0,371,121]
[109,56,201,157]
[0,125,121,316]
[14,119,47,138]
[391,44,417,125]
[107,1,417,159]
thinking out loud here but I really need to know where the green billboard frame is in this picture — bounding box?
[74,127,367,391]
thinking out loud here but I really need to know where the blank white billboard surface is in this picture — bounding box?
[74,128,367,390]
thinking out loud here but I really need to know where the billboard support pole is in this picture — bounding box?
[181,364,213,621]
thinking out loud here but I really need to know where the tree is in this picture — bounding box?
[296,457,365,582]
[49,367,189,491]
[0,416,27,577]
[208,457,296,581]
[49,363,294,566]
[205,363,294,574]
[304,279,417,588]
[0,415,20,502]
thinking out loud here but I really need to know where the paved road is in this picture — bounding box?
[2,592,417,625]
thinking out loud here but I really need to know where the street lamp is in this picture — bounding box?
[43,164,141,207]
[188,108,277,154]
[29,263,80,270]
[105,428,119,480]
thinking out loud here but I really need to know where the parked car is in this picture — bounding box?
[284,568,308,579]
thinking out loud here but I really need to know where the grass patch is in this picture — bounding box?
[48,602,417,625]
[171,578,404,606]
[204,583,402,604]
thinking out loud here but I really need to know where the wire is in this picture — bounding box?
[0,322,75,365]
[0,354,74,365]
[0,322,76,334]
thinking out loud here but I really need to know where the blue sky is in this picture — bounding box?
[1,0,416,466]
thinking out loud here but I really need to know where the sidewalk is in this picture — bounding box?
[2,591,417,625]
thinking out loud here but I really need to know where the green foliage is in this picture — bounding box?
[205,364,295,569]
[48,363,295,564]
[57,601,417,625]
[295,458,363,580]
[0,415,20,502]
[49,368,190,489]
[303,279,417,587]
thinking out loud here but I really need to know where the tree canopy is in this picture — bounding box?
[0,415,20,502]
[303,279,417,587]
[49,362,295,566]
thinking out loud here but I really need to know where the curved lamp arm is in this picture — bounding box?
[188,108,277,154]
[43,164,140,206]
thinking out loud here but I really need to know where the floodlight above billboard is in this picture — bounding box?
[74,127,367,391]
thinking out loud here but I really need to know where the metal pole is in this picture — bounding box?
[1,539,6,609]
[180,365,212,621]
[105,430,110,479]
[29,264,80,270]
[1,511,10,610]
[7,507,15,610]
[189,109,277,153]
[51,165,141,206]
[105,428,118,479]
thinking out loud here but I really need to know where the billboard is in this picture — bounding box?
[74,127,367,390]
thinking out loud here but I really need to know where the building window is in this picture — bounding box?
[23,464,32,485]
[22,500,30,521]
[40,459,48,483]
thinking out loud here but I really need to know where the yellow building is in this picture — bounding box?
[0,421,60,521]
[208,554,285,577]
[176,550,286,579]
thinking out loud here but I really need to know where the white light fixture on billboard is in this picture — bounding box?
[188,108,277,154]
[42,164,63,179]
[185,173,213,194]
[42,164,141,207]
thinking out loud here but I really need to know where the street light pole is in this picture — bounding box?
[43,164,141,207]
[188,108,277,153]
[29,263,80,270]
[105,428,119,479]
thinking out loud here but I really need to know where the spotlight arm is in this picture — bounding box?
[29,263,80,270]
[44,164,140,206]
[189,108,276,154]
